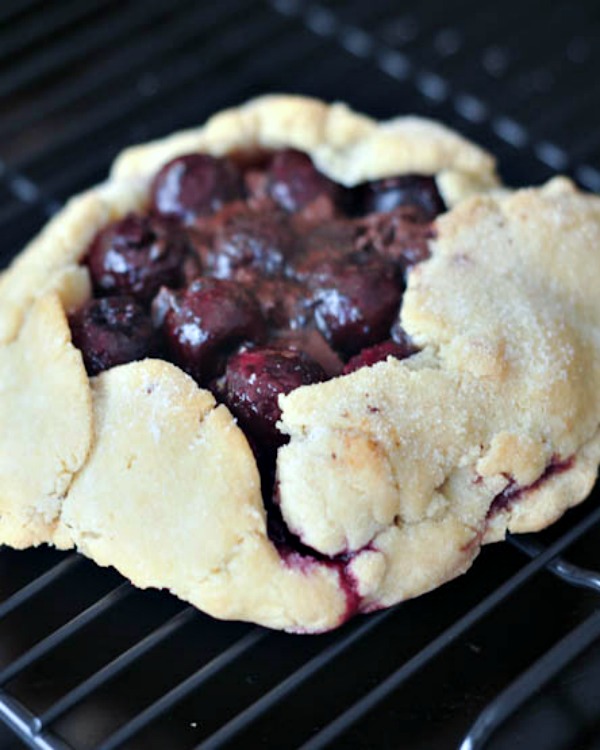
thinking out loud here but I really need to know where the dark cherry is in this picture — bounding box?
[208,207,297,278]
[359,174,445,220]
[151,154,244,222]
[154,278,266,383]
[268,149,341,213]
[86,213,190,301]
[222,347,326,449]
[69,296,155,376]
[304,253,404,356]
[343,338,416,374]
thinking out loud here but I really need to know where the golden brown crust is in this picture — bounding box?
[0,96,598,631]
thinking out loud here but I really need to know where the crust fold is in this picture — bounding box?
[57,361,347,632]
[0,295,92,548]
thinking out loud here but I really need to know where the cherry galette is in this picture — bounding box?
[1,95,598,633]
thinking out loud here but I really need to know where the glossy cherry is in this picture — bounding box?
[343,337,416,374]
[222,347,326,448]
[304,252,404,356]
[268,149,341,213]
[151,154,244,222]
[86,213,190,301]
[359,174,445,220]
[154,278,266,383]
[208,207,297,278]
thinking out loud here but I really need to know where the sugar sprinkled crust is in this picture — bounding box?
[279,177,600,608]
[0,96,598,631]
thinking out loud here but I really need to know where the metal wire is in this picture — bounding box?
[508,535,600,595]
[36,607,198,729]
[0,0,199,140]
[0,557,81,621]
[0,584,131,687]
[196,609,396,750]
[0,0,115,66]
[299,505,600,750]
[0,691,73,750]
[10,0,260,172]
[96,629,267,750]
[460,609,600,750]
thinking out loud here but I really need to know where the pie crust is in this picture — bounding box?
[1,95,599,632]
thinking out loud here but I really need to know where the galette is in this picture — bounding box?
[1,95,599,632]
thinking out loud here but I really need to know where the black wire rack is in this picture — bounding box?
[1,1,600,748]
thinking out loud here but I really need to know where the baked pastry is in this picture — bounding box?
[1,95,599,633]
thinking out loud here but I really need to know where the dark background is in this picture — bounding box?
[1,1,600,749]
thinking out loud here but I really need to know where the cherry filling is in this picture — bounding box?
[267,149,343,213]
[265,493,363,625]
[487,456,575,519]
[358,174,445,220]
[153,278,266,384]
[73,148,448,616]
[151,153,244,222]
